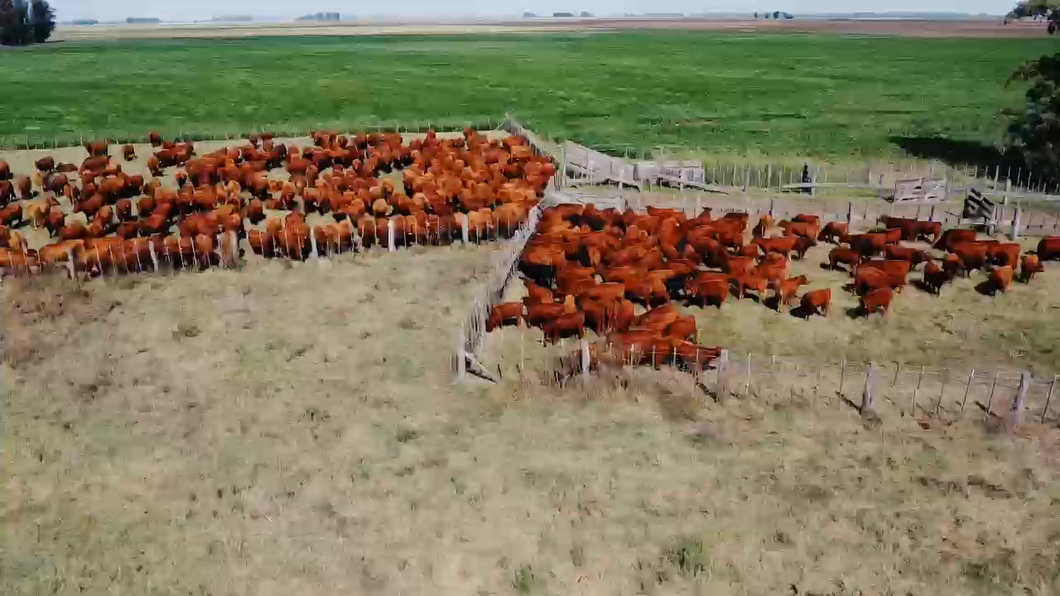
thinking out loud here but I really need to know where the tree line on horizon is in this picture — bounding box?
[0,0,55,46]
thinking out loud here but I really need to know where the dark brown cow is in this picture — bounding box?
[817,221,848,244]
[35,156,55,172]
[1037,236,1060,260]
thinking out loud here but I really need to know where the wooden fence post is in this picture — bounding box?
[911,366,925,416]
[717,349,730,400]
[1003,179,1011,205]
[986,370,1000,414]
[744,352,752,397]
[1011,206,1022,240]
[1042,374,1057,424]
[456,328,466,380]
[838,357,847,400]
[846,202,854,229]
[960,368,975,415]
[581,338,590,382]
[934,370,948,418]
[861,362,875,412]
[1012,371,1030,427]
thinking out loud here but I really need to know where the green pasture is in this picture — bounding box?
[0,32,1051,159]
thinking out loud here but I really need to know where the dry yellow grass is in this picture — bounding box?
[3,235,1060,595]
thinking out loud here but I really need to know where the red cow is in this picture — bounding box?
[934,228,977,251]
[690,279,728,308]
[884,244,931,269]
[773,275,808,307]
[732,274,769,300]
[828,247,861,272]
[987,266,1014,296]
[84,141,109,156]
[45,209,65,237]
[922,262,953,296]
[988,243,1021,267]
[486,302,524,331]
[752,236,798,260]
[913,221,942,243]
[1021,254,1044,283]
[951,243,989,276]
[860,287,894,317]
[543,311,586,344]
[663,316,698,342]
[817,221,848,244]
[752,214,773,237]
[122,145,136,161]
[780,220,819,240]
[799,288,831,317]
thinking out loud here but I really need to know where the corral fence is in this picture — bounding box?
[0,119,506,151]
[455,204,543,381]
[492,333,1059,427]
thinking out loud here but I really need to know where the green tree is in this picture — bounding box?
[0,0,31,45]
[1007,54,1060,182]
[29,0,53,43]
[1006,0,1060,33]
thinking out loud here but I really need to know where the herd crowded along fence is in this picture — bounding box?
[2,211,536,281]
[614,190,1060,238]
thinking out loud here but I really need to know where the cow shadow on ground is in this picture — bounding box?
[844,306,865,319]
[788,304,812,319]
[910,279,938,295]
[973,280,998,296]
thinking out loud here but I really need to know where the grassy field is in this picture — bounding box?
[3,251,1059,596]
[0,32,1053,159]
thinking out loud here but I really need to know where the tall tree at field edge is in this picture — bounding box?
[1006,0,1060,33]
[0,0,52,45]
[29,0,54,43]
[1007,54,1060,184]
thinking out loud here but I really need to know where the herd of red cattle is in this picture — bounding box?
[484,202,1060,374]
[0,129,554,276]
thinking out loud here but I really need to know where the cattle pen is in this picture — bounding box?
[454,121,1060,435]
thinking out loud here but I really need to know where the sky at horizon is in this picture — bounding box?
[54,1,1015,22]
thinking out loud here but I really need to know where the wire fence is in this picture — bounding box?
[478,328,1059,427]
